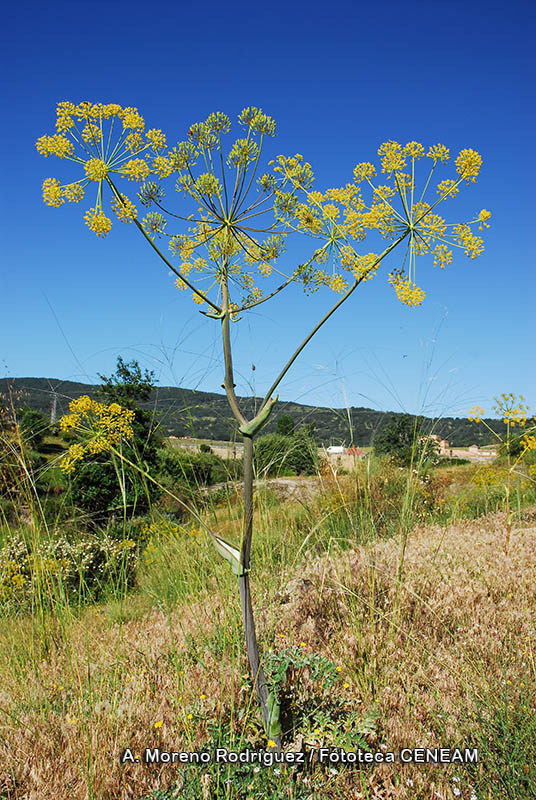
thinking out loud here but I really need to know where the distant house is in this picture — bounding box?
[326,445,345,454]
[469,444,480,453]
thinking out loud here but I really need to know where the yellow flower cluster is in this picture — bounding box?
[478,209,492,229]
[468,405,486,423]
[427,144,450,163]
[37,101,489,312]
[388,270,426,307]
[452,224,484,259]
[146,129,167,150]
[353,162,376,182]
[437,179,459,199]
[42,178,64,208]
[84,207,113,238]
[433,244,453,269]
[111,193,138,222]
[36,134,74,158]
[522,435,536,453]
[37,101,168,237]
[404,141,425,159]
[85,158,109,181]
[121,159,151,181]
[59,396,135,473]
[456,149,482,182]
[378,141,406,174]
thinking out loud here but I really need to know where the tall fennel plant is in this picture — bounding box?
[38,102,489,743]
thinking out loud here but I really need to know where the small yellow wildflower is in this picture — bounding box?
[336,666,342,672]
[267,740,276,748]
[84,207,113,238]
[111,193,138,222]
[404,141,425,159]
[42,178,64,208]
[146,129,166,150]
[378,140,406,174]
[456,148,482,182]
[433,244,453,269]
[84,158,109,181]
[478,209,492,229]
[330,274,348,294]
[353,162,376,182]
[388,270,425,307]
[122,107,145,130]
[121,159,151,181]
[427,144,450,163]
[154,720,163,729]
[36,133,74,159]
[436,179,459,199]
[63,183,85,203]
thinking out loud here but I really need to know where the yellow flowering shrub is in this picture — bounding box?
[58,395,135,473]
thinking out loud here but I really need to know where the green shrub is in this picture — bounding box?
[254,428,317,477]
[0,528,139,610]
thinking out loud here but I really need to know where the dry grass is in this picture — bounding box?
[1,507,535,799]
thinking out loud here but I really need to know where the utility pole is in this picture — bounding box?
[50,392,58,425]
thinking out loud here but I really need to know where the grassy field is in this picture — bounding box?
[1,449,535,800]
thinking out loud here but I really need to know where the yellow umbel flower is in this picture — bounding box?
[330,274,348,293]
[258,262,273,276]
[55,101,76,132]
[121,107,145,130]
[81,122,101,143]
[36,134,74,159]
[322,204,339,221]
[111,193,137,222]
[59,397,135,472]
[404,141,425,159]
[378,141,406,174]
[436,179,459,199]
[63,183,85,203]
[353,162,376,183]
[84,158,109,181]
[453,223,484,259]
[433,244,453,269]
[146,129,167,150]
[478,209,492,229]
[122,159,151,181]
[152,156,173,178]
[61,443,87,474]
[468,405,485,423]
[42,178,64,207]
[125,131,145,153]
[427,144,450,163]
[388,270,425,307]
[456,149,482,182]
[84,207,112,238]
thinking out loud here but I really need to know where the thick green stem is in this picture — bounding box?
[239,437,278,743]
[220,269,280,746]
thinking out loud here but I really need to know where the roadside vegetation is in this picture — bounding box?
[1,373,535,800]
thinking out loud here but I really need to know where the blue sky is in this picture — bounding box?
[2,0,534,422]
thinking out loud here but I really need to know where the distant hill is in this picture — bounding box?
[0,377,505,447]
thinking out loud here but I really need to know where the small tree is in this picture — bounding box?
[17,406,48,451]
[69,358,161,514]
[276,413,295,436]
[39,102,489,744]
[373,414,439,466]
